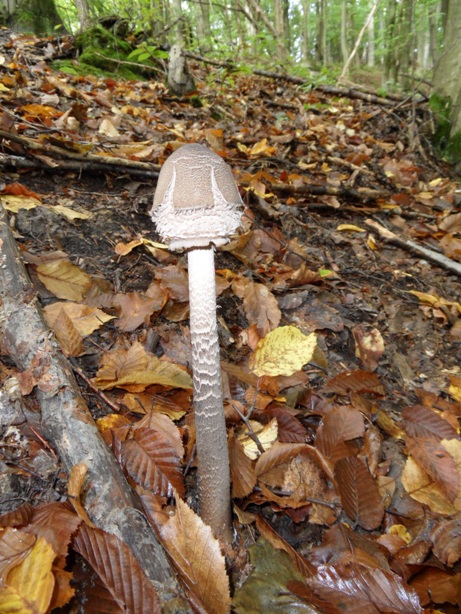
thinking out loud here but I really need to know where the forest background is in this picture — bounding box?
[1,0,460,162]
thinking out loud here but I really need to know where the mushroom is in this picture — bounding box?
[151,143,243,540]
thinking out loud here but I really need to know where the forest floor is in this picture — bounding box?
[0,29,461,613]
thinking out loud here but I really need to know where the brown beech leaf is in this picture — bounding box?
[0,528,36,581]
[158,497,231,614]
[48,307,84,356]
[73,525,160,613]
[121,426,185,498]
[431,518,461,567]
[406,437,459,503]
[228,429,257,499]
[0,503,33,528]
[315,406,365,463]
[410,567,461,607]
[323,370,384,396]
[255,441,308,479]
[334,457,384,530]
[136,412,185,459]
[439,233,461,261]
[301,563,421,613]
[112,292,166,332]
[232,277,281,336]
[403,405,458,441]
[438,211,461,233]
[155,264,189,302]
[264,405,307,443]
[24,502,81,561]
[311,524,390,570]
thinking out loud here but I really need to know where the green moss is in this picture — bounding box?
[429,93,461,163]
[62,23,143,80]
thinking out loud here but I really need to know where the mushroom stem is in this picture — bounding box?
[187,247,232,541]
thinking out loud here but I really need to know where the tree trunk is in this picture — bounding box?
[73,0,91,31]
[195,0,211,52]
[300,0,311,64]
[3,0,66,34]
[340,0,348,64]
[433,0,461,140]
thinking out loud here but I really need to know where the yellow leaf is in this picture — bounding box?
[36,259,92,301]
[115,237,168,256]
[0,586,30,613]
[249,138,276,156]
[47,204,92,220]
[6,537,55,614]
[250,326,317,377]
[238,418,278,460]
[448,383,461,404]
[1,195,40,212]
[407,290,461,312]
[336,224,366,233]
[43,302,114,337]
[388,524,411,544]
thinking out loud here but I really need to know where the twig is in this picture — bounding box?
[70,360,121,414]
[365,218,461,277]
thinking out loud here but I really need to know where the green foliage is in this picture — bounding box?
[127,43,169,63]
[72,23,144,80]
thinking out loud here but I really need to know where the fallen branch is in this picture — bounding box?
[0,153,160,178]
[365,218,461,277]
[272,181,387,202]
[0,130,160,174]
[0,202,189,610]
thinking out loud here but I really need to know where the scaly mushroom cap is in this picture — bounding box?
[151,143,243,250]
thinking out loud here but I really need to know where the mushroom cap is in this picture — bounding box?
[151,143,243,250]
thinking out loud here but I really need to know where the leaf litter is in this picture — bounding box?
[0,30,460,613]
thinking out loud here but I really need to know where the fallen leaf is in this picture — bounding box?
[250,326,317,377]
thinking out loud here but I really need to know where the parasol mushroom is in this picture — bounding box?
[151,143,243,540]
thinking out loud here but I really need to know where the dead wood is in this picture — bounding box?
[183,51,415,107]
[0,152,160,178]
[0,202,190,611]
[365,218,461,277]
[271,181,387,202]
[0,130,160,174]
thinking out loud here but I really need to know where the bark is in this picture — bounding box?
[73,0,91,31]
[2,0,66,34]
[433,0,461,135]
[0,202,189,610]
[195,0,211,52]
[340,0,348,65]
[365,219,461,277]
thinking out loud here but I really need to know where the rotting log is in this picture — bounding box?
[0,202,190,611]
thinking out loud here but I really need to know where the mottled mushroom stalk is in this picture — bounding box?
[151,144,243,540]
